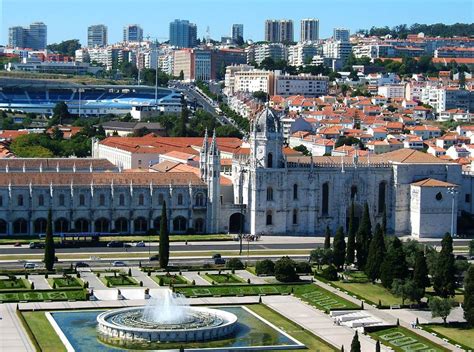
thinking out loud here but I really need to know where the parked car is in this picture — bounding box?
[135,241,146,247]
[212,253,222,259]
[13,242,22,247]
[112,261,126,267]
[149,255,159,261]
[214,258,226,265]
[74,261,90,268]
[24,262,37,269]
[107,241,123,248]
[29,242,45,249]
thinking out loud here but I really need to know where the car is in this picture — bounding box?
[214,258,226,265]
[212,253,222,259]
[74,261,90,268]
[135,241,146,247]
[29,242,45,249]
[13,242,22,247]
[24,262,37,269]
[149,255,159,261]
[112,261,126,267]
[107,241,123,248]
[455,255,467,260]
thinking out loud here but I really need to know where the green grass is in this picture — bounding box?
[153,274,188,286]
[330,280,407,306]
[203,273,245,284]
[422,323,474,350]
[0,278,30,290]
[370,326,450,352]
[47,277,83,288]
[248,304,337,351]
[293,284,359,311]
[101,275,138,287]
[0,289,87,302]
[425,287,464,304]
[22,311,66,352]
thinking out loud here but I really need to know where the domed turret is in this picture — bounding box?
[253,107,281,134]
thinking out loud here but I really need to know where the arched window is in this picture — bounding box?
[266,187,273,201]
[115,218,128,233]
[119,194,125,206]
[350,185,358,200]
[195,193,204,206]
[133,217,148,233]
[54,218,69,233]
[59,194,65,206]
[79,194,85,206]
[17,195,24,206]
[293,209,298,225]
[75,218,89,233]
[194,218,205,233]
[34,218,47,234]
[99,194,105,206]
[267,153,273,168]
[38,194,44,206]
[378,181,386,214]
[138,193,144,206]
[13,218,27,234]
[177,193,183,205]
[322,182,329,215]
[0,219,7,234]
[158,193,164,205]
[94,218,110,233]
[293,184,298,200]
[0,196,3,207]
[173,216,187,232]
[266,211,273,225]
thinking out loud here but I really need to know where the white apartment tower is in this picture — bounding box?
[300,19,319,42]
[87,25,108,47]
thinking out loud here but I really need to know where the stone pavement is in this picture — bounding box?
[28,275,50,290]
[235,269,268,284]
[0,303,35,352]
[130,267,161,288]
[181,271,212,285]
[78,269,108,289]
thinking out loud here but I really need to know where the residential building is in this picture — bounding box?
[231,24,244,43]
[300,19,319,42]
[420,86,474,113]
[434,47,474,58]
[173,49,213,81]
[123,24,143,42]
[322,40,352,62]
[231,69,275,95]
[246,43,288,65]
[87,25,108,47]
[274,74,328,97]
[288,42,321,67]
[6,57,102,75]
[8,22,47,50]
[333,28,350,42]
[377,84,406,99]
[264,19,293,43]
[169,19,197,48]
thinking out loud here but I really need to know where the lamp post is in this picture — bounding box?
[239,168,247,255]
[447,187,458,237]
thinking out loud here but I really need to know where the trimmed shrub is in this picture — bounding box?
[295,261,312,274]
[255,259,275,276]
[321,265,338,281]
[226,258,244,270]
[275,256,299,283]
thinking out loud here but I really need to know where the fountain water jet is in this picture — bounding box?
[142,290,189,324]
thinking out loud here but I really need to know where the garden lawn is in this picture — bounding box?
[292,284,359,311]
[203,273,245,284]
[153,274,188,286]
[0,289,86,302]
[330,280,406,306]
[0,278,30,290]
[248,304,336,352]
[423,324,474,350]
[48,277,83,288]
[22,311,66,352]
[101,275,138,287]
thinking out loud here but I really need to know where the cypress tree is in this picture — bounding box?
[375,340,381,352]
[433,233,456,298]
[333,226,346,271]
[381,206,387,234]
[159,201,169,268]
[346,201,356,265]
[380,237,408,289]
[355,202,371,269]
[463,265,474,326]
[44,209,55,271]
[324,226,331,249]
[365,223,386,282]
[413,250,430,300]
[350,331,361,352]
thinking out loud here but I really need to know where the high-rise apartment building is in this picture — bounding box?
[231,24,244,43]
[123,24,143,42]
[169,19,197,48]
[8,22,47,50]
[88,25,108,47]
[300,19,319,42]
[265,19,293,43]
[333,28,350,42]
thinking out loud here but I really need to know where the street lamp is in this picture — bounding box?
[447,187,458,237]
[239,168,247,255]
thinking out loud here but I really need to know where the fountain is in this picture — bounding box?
[96,290,238,344]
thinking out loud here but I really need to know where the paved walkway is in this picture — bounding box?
[28,275,50,290]
[263,295,390,351]
[130,267,161,289]
[181,271,212,286]
[79,269,108,290]
[0,303,35,352]
[236,270,268,284]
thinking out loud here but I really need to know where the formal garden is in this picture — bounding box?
[420,323,474,351]
[100,273,139,287]
[47,275,84,289]
[202,272,245,284]
[0,289,87,302]
[0,276,31,290]
[153,273,189,286]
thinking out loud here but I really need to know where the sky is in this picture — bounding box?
[1,0,473,45]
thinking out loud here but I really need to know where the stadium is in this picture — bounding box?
[0,78,182,117]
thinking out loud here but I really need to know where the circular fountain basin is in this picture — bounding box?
[97,306,238,343]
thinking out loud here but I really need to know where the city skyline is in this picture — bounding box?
[1,0,472,46]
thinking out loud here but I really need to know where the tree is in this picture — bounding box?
[324,226,331,249]
[433,233,456,298]
[381,206,387,234]
[173,106,189,136]
[274,256,298,283]
[463,265,474,326]
[252,90,268,102]
[178,70,184,80]
[350,331,361,352]
[47,39,81,56]
[375,340,381,352]
[380,237,408,288]
[310,248,333,269]
[346,202,356,265]
[469,239,474,257]
[52,101,70,125]
[365,223,386,282]
[256,259,275,276]
[159,201,169,268]
[356,202,372,269]
[293,144,311,156]
[392,279,424,305]
[44,209,55,271]
[226,258,244,270]
[51,126,64,140]
[429,297,454,324]
[413,250,430,301]
[333,226,346,271]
